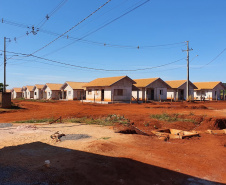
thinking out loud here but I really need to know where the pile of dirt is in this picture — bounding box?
[195,118,226,131]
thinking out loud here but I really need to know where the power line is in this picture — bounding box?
[197,48,226,69]
[31,0,112,55]
[36,0,68,29]
[43,0,151,56]
[2,50,185,72]
[2,18,185,49]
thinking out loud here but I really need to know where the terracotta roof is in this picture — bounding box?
[166,80,198,89]
[35,84,45,89]
[45,83,63,90]
[12,88,22,93]
[26,86,34,91]
[165,80,187,88]
[133,78,159,87]
[193,81,225,90]
[6,89,11,93]
[84,76,135,87]
[63,82,87,90]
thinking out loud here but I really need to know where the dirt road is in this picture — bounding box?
[0,123,225,184]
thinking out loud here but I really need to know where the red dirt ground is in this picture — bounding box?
[0,100,226,184]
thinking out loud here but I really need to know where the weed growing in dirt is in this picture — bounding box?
[16,98,55,103]
[99,137,111,140]
[150,113,196,123]
[65,115,129,126]
[14,118,55,123]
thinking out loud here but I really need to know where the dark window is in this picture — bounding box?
[114,89,123,96]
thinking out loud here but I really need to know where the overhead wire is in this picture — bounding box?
[2,18,185,49]
[2,49,186,72]
[30,0,112,55]
[36,0,68,29]
[42,0,151,56]
[195,48,226,69]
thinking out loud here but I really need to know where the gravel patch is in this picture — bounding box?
[0,123,13,128]
[61,134,91,141]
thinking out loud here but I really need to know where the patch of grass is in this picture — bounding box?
[15,98,55,103]
[14,118,55,123]
[99,137,111,140]
[65,115,129,126]
[150,113,196,123]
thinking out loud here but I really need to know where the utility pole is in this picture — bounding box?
[3,37,10,93]
[183,41,193,101]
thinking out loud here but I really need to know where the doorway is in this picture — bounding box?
[101,89,104,101]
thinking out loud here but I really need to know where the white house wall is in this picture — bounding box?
[133,80,168,101]
[194,84,224,100]
[34,88,43,99]
[167,83,195,100]
[86,78,133,101]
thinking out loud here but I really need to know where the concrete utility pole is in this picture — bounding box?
[3,37,6,93]
[3,37,10,93]
[183,41,193,101]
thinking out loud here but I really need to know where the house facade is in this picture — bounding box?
[25,86,34,99]
[11,88,22,99]
[33,84,44,100]
[166,80,197,101]
[43,83,63,100]
[84,76,135,102]
[193,82,226,101]
[60,82,87,100]
[132,78,170,101]
[21,86,27,98]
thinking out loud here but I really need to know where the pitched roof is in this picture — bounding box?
[62,82,87,90]
[193,81,226,90]
[45,83,63,90]
[84,76,135,87]
[12,88,22,93]
[6,89,11,93]
[26,85,34,91]
[165,80,187,88]
[35,84,45,89]
[133,78,159,87]
[166,80,198,89]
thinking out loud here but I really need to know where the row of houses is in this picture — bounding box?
[9,76,226,102]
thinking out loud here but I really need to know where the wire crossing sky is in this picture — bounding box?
[0,0,226,88]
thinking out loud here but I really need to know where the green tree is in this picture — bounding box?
[0,83,8,92]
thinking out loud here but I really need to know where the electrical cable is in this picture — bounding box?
[36,0,68,29]
[43,0,151,56]
[197,48,226,69]
[2,49,185,72]
[31,0,112,55]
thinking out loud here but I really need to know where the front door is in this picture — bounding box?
[151,89,154,100]
[101,89,104,101]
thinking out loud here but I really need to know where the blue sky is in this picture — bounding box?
[0,0,225,88]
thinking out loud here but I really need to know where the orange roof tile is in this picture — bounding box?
[35,84,45,89]
[12,88,22,93]
[165,80,187,88]
[6,89,11,93]
[26,85,34,91]
[45,83,63,90]
[84,76,135,87]
[193,81,225,90]
[133,78,159,87]
[65,82,87,90]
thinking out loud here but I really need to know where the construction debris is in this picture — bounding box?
[50,131,65,142]
[49,117,62,124]
[206,129,226,135]
[152,129,199,140]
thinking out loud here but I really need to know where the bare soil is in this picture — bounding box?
[0,100,226,184]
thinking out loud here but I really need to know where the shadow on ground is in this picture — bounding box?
[0,142,222,185]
